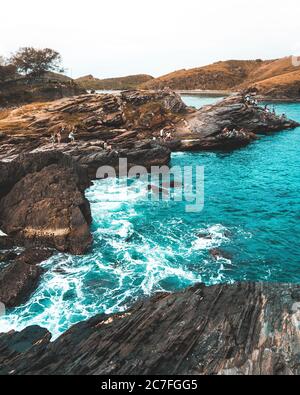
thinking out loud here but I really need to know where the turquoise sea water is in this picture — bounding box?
[1,97,300,339]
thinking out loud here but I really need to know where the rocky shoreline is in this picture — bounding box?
[0,90,299,375]
[1,282,300,375]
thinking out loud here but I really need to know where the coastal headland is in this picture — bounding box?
[0,89,299,375]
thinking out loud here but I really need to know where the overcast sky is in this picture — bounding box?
[1,0,300,78]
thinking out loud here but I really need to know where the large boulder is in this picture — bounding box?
[0,249,53,308]
[0,152,92,254]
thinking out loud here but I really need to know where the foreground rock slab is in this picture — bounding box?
[1,282,300,375]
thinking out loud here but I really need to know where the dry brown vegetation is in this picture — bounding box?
[140,57,300,99]
[76,74,154,90]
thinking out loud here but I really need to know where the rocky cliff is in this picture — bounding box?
[0,151,92,254]
[1,282,300,375]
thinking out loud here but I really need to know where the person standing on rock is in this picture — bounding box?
[160,128,165,140]
[57,130,62,145]
[69,126,76,143]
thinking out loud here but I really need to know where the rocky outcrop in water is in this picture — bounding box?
[0,282,300,375]
[0,152,92,254]
[173,93,299,151]
[0,249,53,308]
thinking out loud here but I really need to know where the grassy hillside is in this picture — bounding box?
[140,57,300,99]
[76,74,154,90]
[247,70,300,99]
[140,60,266,90]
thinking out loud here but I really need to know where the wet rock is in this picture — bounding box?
[0,261,44,308]
[1,282,300,375]
[14,249,53,266]
[0,249,53,308]
[210,248,233,260]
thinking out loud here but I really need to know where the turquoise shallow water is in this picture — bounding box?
[1,98,300,339]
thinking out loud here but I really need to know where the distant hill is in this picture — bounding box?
[0,71,85,107]
[76,74,154,90]
[140,57,300,99]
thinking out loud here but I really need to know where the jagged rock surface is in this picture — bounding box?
[0,152,92,254]
[0,91,297,167]
[0,90,186,175]
[0,249,53,308]
[1,282,300,375]
[173,94,299,151]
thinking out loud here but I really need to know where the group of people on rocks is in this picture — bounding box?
[156,125,174,142]
[221,127,247,139]
[50,125,77,146]
[50,126,77,145]
[261,104,287,122]
[244,94,287,122]
[244,94,258,106]
[49,123,120,154]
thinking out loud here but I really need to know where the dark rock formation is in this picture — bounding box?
[0,326,51,358]
[210,248,233,260]
[174,93,299,151]
[0,237,15,250]
[1,282,300,375]
[0,251,17,263]
[0,249,53,308]
[0,152,92,254]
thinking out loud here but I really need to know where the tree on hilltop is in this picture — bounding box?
[10,47,64,77]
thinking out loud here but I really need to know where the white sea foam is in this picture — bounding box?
[0,180,236,340]
[192,224,230,250]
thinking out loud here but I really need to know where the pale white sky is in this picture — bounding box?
[1,0,299,78]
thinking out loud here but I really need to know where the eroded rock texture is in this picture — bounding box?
[0,91,297,167]
[0,249,53,308]
[0,152,92,254]
[174,94,299,151]
[1,282,300,375]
